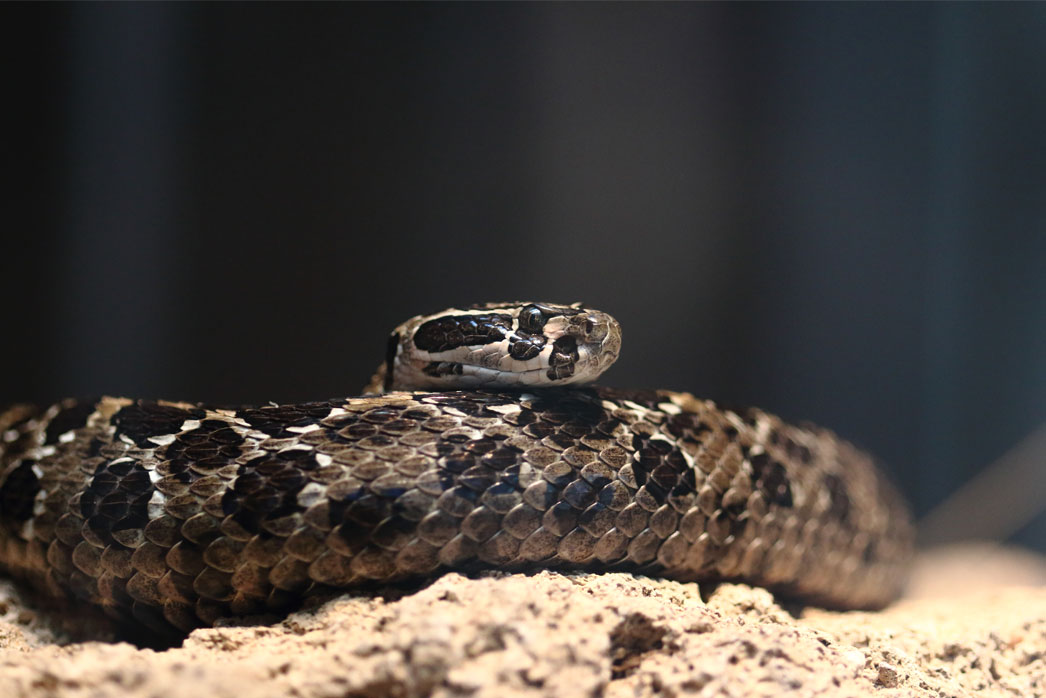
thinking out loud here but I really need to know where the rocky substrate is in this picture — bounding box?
[1,543,1044,698]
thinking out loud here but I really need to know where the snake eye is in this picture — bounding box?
[519,305,548,333]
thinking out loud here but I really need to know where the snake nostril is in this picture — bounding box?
[584,316,609,342]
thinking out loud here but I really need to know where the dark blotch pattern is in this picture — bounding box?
[222,449,315,530]
[113,402,206,449]
[413,314,512,352]
[0,390,914,638]
[547,336,579,380]
[0,460,40,528]
[238,401,340,438]
[750,452,794,508]
[518,304,549,334]
[44,402,96,445]
[81,459,155,538]
[509,334,546,361]
[164,419,247,484]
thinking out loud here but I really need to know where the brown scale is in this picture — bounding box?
[0,390,914,637]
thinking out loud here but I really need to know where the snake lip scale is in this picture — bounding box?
[0,302,914,636]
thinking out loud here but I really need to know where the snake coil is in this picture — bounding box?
[0,302,913,635]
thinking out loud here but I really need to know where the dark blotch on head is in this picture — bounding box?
[413,314,512,353]
[547,336,579,380]
[518,304,548,334]
[509,335,546,361]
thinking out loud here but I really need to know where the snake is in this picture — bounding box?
[0,302,913,636]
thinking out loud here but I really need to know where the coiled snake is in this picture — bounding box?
[0,302,913,635]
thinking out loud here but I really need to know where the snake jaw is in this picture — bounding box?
[378,302,622,392]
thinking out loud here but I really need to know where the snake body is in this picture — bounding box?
[0,303,913,634]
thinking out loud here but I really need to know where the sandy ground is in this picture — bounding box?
[1,543,1044,698]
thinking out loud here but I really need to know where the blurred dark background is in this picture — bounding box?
[3,3,1044,552]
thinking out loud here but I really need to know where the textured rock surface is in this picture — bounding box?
[1,544,1044,698]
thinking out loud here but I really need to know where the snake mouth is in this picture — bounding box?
[412,336,606,388]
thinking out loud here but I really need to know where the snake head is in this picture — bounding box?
[369,302,622,393]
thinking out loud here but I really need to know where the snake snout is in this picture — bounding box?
[576,312,621,358]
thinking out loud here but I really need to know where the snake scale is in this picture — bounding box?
[0,302,913,636]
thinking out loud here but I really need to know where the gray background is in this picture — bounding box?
[4,3,1045,551]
